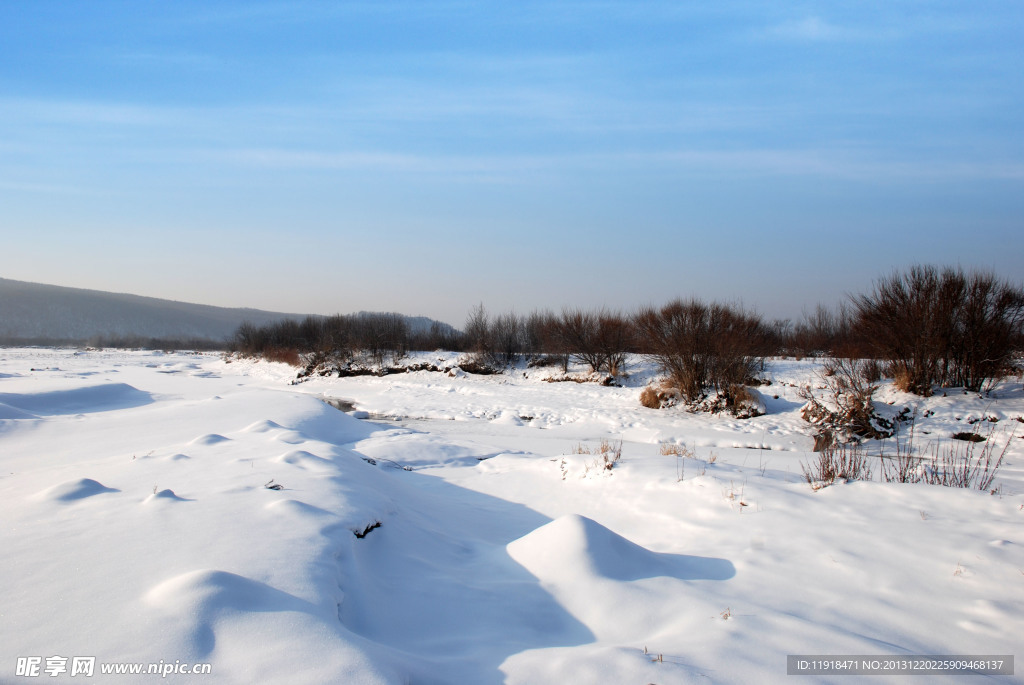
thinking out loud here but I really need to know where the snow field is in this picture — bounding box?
[1,348,1021,684]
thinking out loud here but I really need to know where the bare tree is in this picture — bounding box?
[490,310,524,365]
[464,302,491,359]
[557,308,605,373]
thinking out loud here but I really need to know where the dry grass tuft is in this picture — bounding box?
[801,441,872,490]
[574,439,623,472]
[659,442,695,458]
[638,382,682,410]
[640,387,661,409]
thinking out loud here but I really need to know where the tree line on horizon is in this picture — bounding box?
[232,265,1024,400]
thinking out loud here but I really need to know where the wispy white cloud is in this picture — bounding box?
[106,50,228,70]
[762,16,898,42]
[639,148,1024,181]
[0,179,94,195]
[195,143,1024,185]
[0,97,183,127]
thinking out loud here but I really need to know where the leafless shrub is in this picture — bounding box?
[787,302,857,358]
[600,314,632,376]
[853,265,1024,395]
[556,308,600,372]
[799,357,895,446]
[351,312,408,367]
[464,302,491,361]
[233,311,415,370]
[633,299,767,405]
[556,308,633,376]
[490,310,524,365]
[801,441,872,490]
[860,358,883,384]
[525,309,570,371]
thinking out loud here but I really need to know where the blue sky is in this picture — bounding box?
[2,1,1022,327]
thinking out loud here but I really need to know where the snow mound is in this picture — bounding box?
[144,488,190,503]
[189,433,231,446]
[242,419,283,433]
[275,431,307,445]
[264,498,335,518]
[0,383,153,416]
[491,411,524,426]
[145,569,305,611]
[35,477,119,502]
[275,450,334,471]
[508,514,734,583]
[144,569,315,657]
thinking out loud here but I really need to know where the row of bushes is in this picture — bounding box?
[233,312,460,369]
[235,298,778,407]
[233,265,1024,400]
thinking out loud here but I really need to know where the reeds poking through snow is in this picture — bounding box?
[660,442,697,482]
[801,441,873,490]
[806,419,1013,492]
[920,428,1011,491]
[878,418,1012,491]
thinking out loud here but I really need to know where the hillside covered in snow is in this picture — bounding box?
[0,278,454,346]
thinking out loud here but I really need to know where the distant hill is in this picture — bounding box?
[0,278,453,347]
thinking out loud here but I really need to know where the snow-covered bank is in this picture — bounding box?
[2,348,1021,684]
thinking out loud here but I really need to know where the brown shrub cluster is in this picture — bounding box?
[633,299,771,404]
[853,265,1024,394]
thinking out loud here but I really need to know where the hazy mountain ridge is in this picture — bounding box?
[0,278,452,344]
